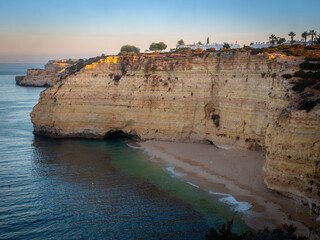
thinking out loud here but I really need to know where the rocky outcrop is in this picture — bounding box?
[16,59,77,87]
[30,52,320,210]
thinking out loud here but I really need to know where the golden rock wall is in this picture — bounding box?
[30,52,320,209]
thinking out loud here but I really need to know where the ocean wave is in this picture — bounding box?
[187,182,200,188]
[165,167,185,178]
[126,142,251,213]
[209,191,252,212]
[126,143,155,161]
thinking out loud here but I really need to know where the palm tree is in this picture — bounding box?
[309,30,317,45]
[301,31,308,46]
[288,32,296,45]
[269,34,277,46]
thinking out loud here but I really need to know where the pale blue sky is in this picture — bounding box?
[0,0,319,62]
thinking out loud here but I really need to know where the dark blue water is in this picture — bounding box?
[0,64,248,239]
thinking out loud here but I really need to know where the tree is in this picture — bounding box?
[277,37,286,44]
[207,37,209,45]
[288,32,296,45]
[177,39,185,46]
[223,43,230,49]
[149,43,158,51]
[301,31,308,46]
[269,34,277,46]
[198,41,202,45]
[309,30,317,45]
[149,42,167,51]
[119,45,140,55]
[158,42,167,51]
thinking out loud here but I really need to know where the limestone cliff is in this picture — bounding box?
[16,59,77,87]
[265,108,320,210]
[30,52,320,211]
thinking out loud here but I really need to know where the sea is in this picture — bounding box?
[0,63,249,239]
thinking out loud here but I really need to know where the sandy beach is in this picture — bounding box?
[138,140,319,237]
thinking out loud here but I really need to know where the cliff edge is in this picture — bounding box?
[30,52,320,211]
[15,59,77,87]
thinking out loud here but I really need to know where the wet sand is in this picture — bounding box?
[138,140,319,237]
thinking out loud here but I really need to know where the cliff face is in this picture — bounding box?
[265,110,320,209]
[30,53,288,147]
[30,52,320,210]
[16,59,77,87]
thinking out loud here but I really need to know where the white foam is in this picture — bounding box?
[165,167,185,178]
[209,191,252,212]
[209,191,231,197]
[126,143,144,150]
[187,182,200,188]
[126,143,155,161]
[125,143,251,213]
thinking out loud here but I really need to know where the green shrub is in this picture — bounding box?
[223,43,231,49]
[277,44,291,50]
[207,48,216,52]
[175,48,193,54]
[262,48,279,53]
[305,45,320,50]
[206,221,251,240]
[243,45,254,51]
[206,221,309,240]
[250,48,263,55]
[194,48,205,54]
[149,42,167,51]
[119,45,140,55]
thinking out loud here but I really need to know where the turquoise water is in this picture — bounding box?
[0,64,248,239]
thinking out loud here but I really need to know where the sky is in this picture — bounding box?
[0,0,319,63]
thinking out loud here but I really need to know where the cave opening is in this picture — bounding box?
[104,130,140,141]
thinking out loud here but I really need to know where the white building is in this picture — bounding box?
[249,39,313,49]
[249,42,270,49]
[178,42,241,51]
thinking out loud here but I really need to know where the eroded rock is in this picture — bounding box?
[30,52,320,210]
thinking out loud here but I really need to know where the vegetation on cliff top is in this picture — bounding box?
[288,59,320,112]
[149,42,167,51]
[244,44,320,60]
[60,41,320,113]
[206,220,317,240]
[177,39,185,46]
[59,55,106,80]
[119,45,140,55]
